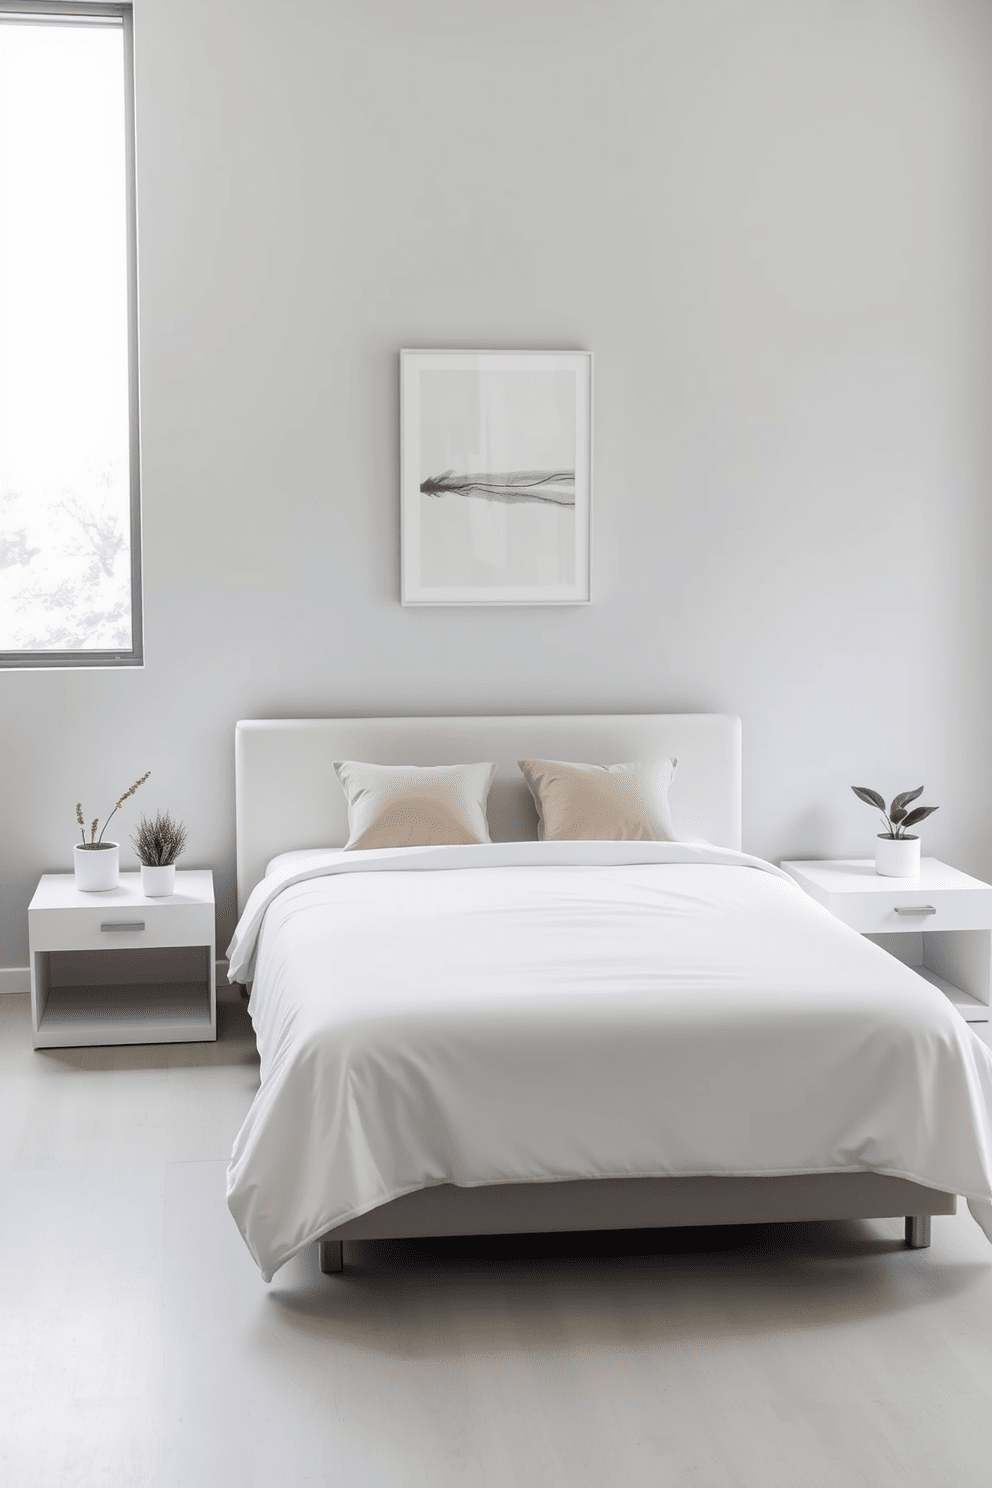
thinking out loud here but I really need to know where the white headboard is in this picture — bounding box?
[234,714,742,912]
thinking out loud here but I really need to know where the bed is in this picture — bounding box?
[226,714,992,1282]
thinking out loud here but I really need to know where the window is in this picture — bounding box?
[0,1,140,667]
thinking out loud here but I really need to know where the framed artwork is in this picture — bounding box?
[400,349,592,605]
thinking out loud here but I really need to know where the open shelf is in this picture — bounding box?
[33,943,216,1048]
[915,967,988,1023]
[865,929,990,1025]
[36,981,214,1046]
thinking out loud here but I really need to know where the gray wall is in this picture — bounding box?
[2,0,990,969]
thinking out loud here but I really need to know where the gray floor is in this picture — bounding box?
[2,990,992,1487]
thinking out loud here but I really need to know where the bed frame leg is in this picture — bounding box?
[905,1215,931,1249]
[318,1239,343,1274]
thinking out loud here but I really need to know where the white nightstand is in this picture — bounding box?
[28,870,216,1049]
[781,858,992,1023]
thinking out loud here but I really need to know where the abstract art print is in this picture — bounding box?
[400,350,592,604]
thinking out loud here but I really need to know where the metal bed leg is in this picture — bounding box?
[905,1215,931,1249]
[318,1239,343,1274]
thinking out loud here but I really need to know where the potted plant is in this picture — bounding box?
[132,809,188,897]
[851,785,938,878]
[74,772,151,891]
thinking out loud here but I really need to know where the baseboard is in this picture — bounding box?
[0,960,232,994]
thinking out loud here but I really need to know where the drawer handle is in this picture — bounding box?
[100,921,146,932]
[894,906,937,917]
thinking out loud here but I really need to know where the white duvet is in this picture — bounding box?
[226,842,992,1280]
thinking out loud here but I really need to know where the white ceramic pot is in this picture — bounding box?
[141,863,176,897]
[73,841,120,891]
[875,834,921,878]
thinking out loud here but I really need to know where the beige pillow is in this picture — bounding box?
[517,757,678,842]
[333,760,496,850]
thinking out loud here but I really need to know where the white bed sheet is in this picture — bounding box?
[225,843,992,1280]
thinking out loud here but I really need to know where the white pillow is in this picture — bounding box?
[333,760,496,850]
[517,757,678,842]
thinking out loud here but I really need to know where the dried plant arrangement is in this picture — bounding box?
[75,771,151,849]
[131,809,188,867]
[851,785,938,840]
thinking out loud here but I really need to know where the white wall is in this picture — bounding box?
[2,0,990,968]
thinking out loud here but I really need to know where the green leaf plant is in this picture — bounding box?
[851,785,938,841]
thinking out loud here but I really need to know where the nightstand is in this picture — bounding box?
[781,858,992,1023]
[28,870,216,1049]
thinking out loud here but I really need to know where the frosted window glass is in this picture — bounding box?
[0,16,136,656]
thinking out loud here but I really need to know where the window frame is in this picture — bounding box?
[0,0,142,669]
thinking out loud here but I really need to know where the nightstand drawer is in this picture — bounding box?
[825,890,992,936]
[28,902,214,953]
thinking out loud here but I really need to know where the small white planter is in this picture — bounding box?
[875,834,921,878]
[74,842,120,892]
[140,863,176,897]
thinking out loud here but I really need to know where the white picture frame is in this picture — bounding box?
[400,349,592,605]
